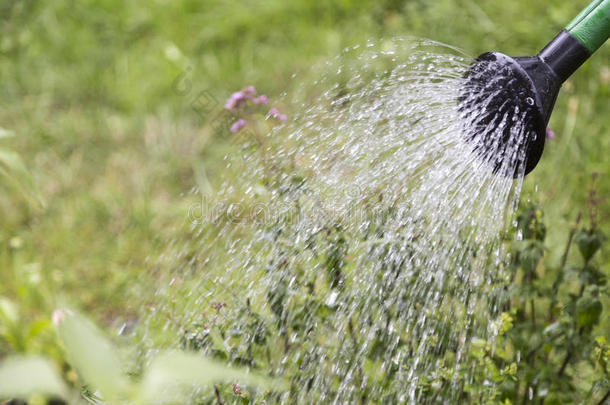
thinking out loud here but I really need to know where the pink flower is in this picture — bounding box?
[225,91,247,110]
[242,86,256,97]
[268,107,286,122]
[545,127,555,140]
[230,119,248,133]
[252,95,268,105]
[52,309,65,325]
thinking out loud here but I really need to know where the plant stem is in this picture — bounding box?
[348,317,358,348]
[530,298,536,330]
[558,326,584,377]
[214,385,224,404]
[523,252,537,402]
[557,351,571,377]
[525,331,564,359]
[549,213,581,321]
[561,213,581,268]
[430,379,446,403]
[521,383,530,405]
[251,124,270,183]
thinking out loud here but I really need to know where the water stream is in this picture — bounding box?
[135,38,532,403]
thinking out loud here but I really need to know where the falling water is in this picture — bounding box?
[135,38,534,403]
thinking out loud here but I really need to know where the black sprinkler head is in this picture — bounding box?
[459,30,590,178]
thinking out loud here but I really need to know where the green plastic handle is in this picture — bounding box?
[566,0,610,53]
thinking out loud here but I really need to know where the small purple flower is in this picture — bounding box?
[232,382,243,396]
[252,95,268,105]
[242,86,256,97]
[268,107,286,122]
[230,119,248,133]
[225,91,247,110]
[211,301,227,312]
[545,127,555,140]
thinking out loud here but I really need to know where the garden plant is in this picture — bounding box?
[1,1,609,404]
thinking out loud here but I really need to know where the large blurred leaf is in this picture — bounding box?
[0,356,68,401]
[55,309,129,402]
[137,351,285,404]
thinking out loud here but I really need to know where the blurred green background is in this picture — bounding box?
[0,0,608,357]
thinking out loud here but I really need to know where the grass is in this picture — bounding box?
[0,0,608,392]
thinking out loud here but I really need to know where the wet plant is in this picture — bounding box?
[488,176,608,404]
[137,39,533,403]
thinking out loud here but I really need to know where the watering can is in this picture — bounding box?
[460,0,610,177]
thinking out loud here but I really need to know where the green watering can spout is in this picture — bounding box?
[459,0,610,178]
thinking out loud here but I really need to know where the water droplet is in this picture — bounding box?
[140,38,528,402]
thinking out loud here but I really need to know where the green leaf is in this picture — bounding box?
[580,264,607,286]
[0,297,24,351]
[55,309,129,402]
[516,205,546,241]
[519,242,544,273]
[27,318,53,342]
[574,229,605,262]
[137,351,286,404]
[575,296,602,328]
[0,356,68,401]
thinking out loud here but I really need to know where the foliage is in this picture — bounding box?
[0,309,281,405]
[167,102,609,403]
[157,191,609,403]
[484,183,609,404]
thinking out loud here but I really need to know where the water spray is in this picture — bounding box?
[460,0,609,177]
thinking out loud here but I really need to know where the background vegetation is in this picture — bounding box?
[0,0,608,403]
